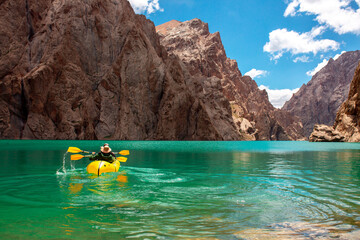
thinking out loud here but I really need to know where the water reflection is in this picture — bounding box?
[56,169,133,237]
[59,171,129,197]
[68,179,84,195]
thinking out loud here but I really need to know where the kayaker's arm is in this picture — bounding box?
[105,154,116,163]
[89,152,100,161]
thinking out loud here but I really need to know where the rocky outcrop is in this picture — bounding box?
[0,0,243,140]
[283,51,360,137]
[333,62,360,142]
[157,19,305,140]
[309,124,345,142]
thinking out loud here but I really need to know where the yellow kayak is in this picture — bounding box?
[86,160,120,176]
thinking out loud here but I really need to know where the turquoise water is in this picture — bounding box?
[0,140,360,239]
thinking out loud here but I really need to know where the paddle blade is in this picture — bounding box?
[71,154,85,160]
[119,150,130,156]
[117,157,127,162]
[67,147,83,153]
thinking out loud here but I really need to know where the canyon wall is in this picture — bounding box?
[309,62,360,142]
[0,1,305,140]
[0,0,242,140]
[156,19,304,140]
[283,51,360,137]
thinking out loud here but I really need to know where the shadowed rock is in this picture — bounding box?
[0,0,243,140]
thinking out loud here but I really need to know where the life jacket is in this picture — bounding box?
[91,151,115,162]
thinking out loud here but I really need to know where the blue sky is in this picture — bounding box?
[128,0,360,108]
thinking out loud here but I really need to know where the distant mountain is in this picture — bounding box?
[283,50,360,137]
[157,19,305,140]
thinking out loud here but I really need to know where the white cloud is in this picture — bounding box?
[284,0,360,35]
[306,51,346,76]
[259,85,300,108]
[128,0,163,14]
[263,28,340,60]
[293,55,310,63]
[244,69,268,79]
[284,0,300,17]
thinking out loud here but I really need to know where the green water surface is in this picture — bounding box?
[0,140,360,239]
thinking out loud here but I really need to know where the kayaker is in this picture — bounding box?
[89,143,116,163]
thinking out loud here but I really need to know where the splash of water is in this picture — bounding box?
[56,151,69,175]
[70,157,76,170]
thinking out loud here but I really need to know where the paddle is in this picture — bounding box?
[117,157,128,162]
[71,154,128,163]
[71,154,91,160]
[114,150,130,156]
[67,147,90,154]
[67,147,130,156]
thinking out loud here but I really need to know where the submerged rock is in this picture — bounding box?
[234,222,360,240]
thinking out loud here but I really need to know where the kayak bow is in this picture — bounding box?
[86,160,120,176]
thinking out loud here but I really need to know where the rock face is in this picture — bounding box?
[309,124,345,142]
[156,19,304,140]
[283,51,360,137]
[333,62,360,142]
[0,0,243,140]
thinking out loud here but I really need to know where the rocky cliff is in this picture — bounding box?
[333,62,360,142]
[283,50,360,137]
[0,0,244,140]
[156,19,304,140]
